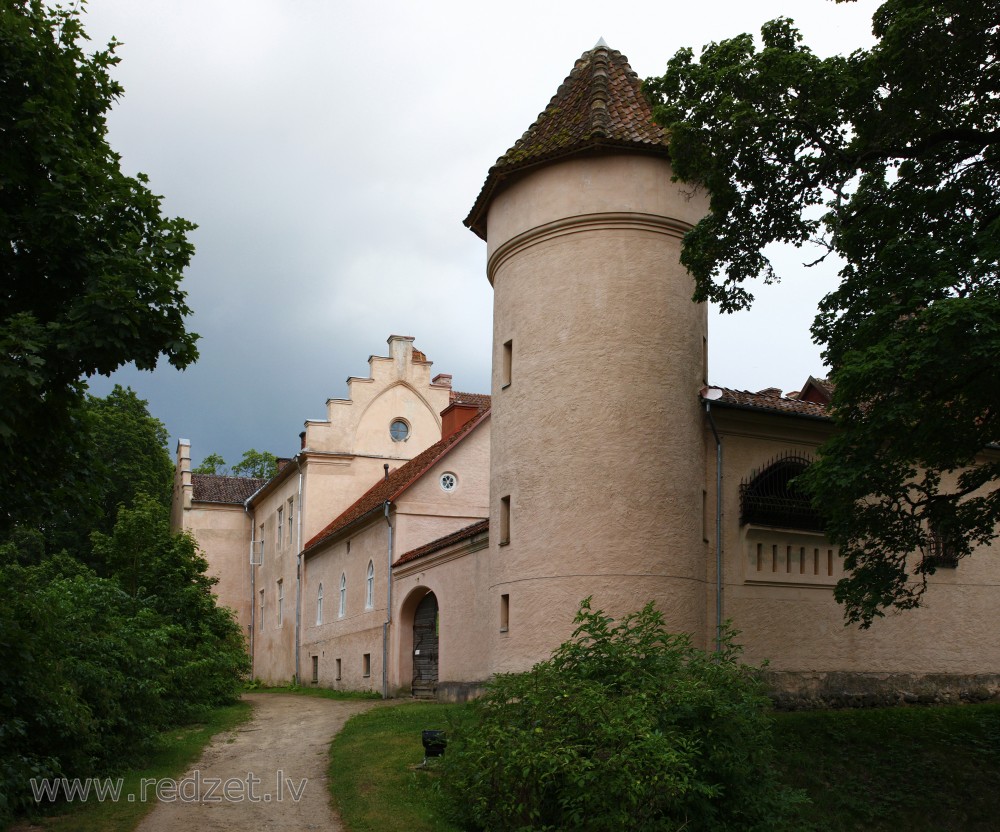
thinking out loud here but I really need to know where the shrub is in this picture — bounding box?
[443,600,806,831]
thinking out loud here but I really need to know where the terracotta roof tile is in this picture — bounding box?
[393,518,489,567]
[191,474,267,504]
[465,42,670,239]
[450,390,491,411]
[706,387,830,420]
[303,409,490,553]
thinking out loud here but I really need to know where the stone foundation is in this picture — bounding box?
[765,671,1000,710]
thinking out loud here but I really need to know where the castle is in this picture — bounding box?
[171,42,999,705]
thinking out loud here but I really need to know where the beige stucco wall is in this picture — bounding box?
[392,531,492,699]
[485,153,711,673]
[301,418,490,695]
[710,406,1000,685]
[303,335,451,459]
[301,523,386,694]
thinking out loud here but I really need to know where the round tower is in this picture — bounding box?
[465,42,710,673]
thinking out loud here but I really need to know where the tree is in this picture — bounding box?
[443,600,805,831]
[193,452,229,476]
[644,0,1000,626]
[0,1,198,532]
[231,448,279,479]
[193,449,279,479]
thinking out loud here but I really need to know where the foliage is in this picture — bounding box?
[35,386,175,561]
[193,452,228,476]
[442,600,805,832]
[0,0,197,533]
[231,448,279,479]
[193,449,279,479]
[644,0,1000,625]
[0,508,248,823]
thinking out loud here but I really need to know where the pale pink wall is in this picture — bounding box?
[710,406,1000,679]
[301,520,387,693]
[485,153,711,673]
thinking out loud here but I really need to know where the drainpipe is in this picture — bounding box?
[382,500,394,700]
[246,504,256,679]
[294,457,304,686]
[703,390,724,654]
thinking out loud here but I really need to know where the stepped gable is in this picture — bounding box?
[192,474,267,504]
[465,40,670,239]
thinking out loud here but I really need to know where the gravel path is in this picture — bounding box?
[135,693,379,832]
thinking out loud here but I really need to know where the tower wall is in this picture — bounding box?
[485,153,710,672]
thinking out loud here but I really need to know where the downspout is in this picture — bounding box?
[246,504,256,679]
[382,500,394,700]
[704,397,724,654]
[294,456,304,686]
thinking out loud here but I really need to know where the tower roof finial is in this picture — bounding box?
[594,36,609,49]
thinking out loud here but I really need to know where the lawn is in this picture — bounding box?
[329,700,1000,832]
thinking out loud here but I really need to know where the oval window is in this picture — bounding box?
[440,472,457,492]
[389,419,410,442]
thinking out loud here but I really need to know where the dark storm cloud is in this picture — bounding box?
[82,0,879,466]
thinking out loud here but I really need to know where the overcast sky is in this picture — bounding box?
[81,0,882,467]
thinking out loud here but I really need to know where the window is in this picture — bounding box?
[739,454,823,532]
[277,507,283,547]
[440,472,457,492]
[502,339,512,387]
[258,589,264,628]
[499,495,511,545]
[276,579,283,626]
[390,419,410,442]
[362,653,371,678]
[500,593,509,632]
[316,583,324,625]
[259,524,265,559]
[339,573,346,617]
[335,658,342,680]
[311,655,319,684]
[925,524,959,569]
[366,561,374,609]
[287,498,294,545]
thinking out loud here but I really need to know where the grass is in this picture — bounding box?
[8,701,252,832]
[328,701,473,832]
[328,700,1000,832]
[247,681,382,701]
[772,702,1000,831]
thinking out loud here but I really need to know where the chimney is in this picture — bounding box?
[440,402,479,438]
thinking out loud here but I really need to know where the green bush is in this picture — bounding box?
[442,600,806,832]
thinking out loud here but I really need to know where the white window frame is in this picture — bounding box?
[339,573,346,617]
[316,582,324,625]
[277,579,283,626]
[365,561,374,609]
[277,507,283,547]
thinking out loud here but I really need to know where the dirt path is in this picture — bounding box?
[135,693,379,832]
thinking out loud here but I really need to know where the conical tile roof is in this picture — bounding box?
[465,42,670,239]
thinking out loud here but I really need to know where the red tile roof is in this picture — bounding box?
[303,408,490,554]
[393,518,489,567]
[450,390,491,411]
[192,474,267,504]
[465,42,670,239]
[705,386,830,420]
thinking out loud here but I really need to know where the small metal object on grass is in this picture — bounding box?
[421,729,446,766]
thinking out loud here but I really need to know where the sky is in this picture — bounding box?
[81,0,883,468]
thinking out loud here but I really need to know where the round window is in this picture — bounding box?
[439,472,457,492]
[389,419,410,442]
